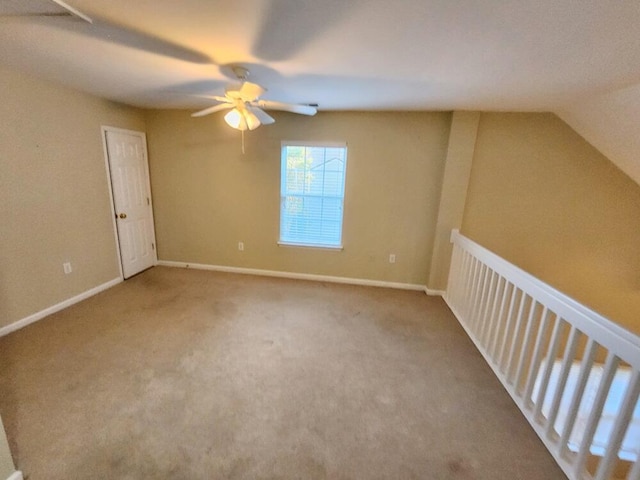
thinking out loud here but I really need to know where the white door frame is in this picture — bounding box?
[101,125,158,279]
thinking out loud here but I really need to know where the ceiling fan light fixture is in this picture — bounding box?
[224,108,248,131]
[244,110,261,131]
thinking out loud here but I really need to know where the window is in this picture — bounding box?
[279,142,347,248]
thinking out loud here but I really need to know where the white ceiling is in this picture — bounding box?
[2,0,640,183]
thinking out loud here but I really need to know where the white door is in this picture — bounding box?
[104,128,157,279]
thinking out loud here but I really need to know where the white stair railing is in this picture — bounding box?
[445,230,640,480]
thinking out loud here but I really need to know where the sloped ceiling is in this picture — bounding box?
[1,0,639,184]
[557,84,640,186]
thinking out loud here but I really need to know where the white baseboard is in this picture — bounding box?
[425,288,445,297]
[157,260,433,293]
[6,471,23,480]
[0,277,122,338]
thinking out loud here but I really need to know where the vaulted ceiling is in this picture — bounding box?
[2,0,640,184]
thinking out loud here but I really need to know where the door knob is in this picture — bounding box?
[119,213,127,219]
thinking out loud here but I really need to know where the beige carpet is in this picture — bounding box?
[0,266,566,479]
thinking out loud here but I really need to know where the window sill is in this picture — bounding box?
[277,241,344,251]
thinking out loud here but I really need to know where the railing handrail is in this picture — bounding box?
[450,229,640,368]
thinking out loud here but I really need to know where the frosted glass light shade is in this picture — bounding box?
[224,108,248,131]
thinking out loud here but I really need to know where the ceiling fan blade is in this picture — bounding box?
[50,0,93,23]
[171,93,229,102]
[4,0,93,21]
[18,11,211,64]
[257,100,317,116]
[191,103,234,117]
[239,82,266,101]
[247,106,275,125]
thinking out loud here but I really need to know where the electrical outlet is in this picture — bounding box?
[389,254,396,264]
[238,241,244,251]
[63,262,72,274]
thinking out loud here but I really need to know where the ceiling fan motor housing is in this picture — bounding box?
[231,66,250,81]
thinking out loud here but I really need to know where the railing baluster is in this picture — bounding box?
[484,275,504,355]
[559,339,598,457]
[534,317,565,421]
[523,308,552,409]
[506,293,528,382]
[574,352,620,476]
[594,368,640,480]
[498,284,518,370]
[465,257,481,319]
[462,256,475,319]
[456,251,468,313]
[514,300,540,392]
[489,279,510,360]
[545,326,581,439]
[471,264,490,333]
[479,270,498,345]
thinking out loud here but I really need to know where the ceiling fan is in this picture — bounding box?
[191,66,317,131]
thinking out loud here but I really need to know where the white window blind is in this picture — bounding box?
[279,142,347,248]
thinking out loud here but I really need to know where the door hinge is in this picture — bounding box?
[152,243,155,250]
[147,197,150,205]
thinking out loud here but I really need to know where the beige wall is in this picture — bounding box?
[3,69,638,340]
[146,110,451,285]
[0,66,146,328]
[0,416,15,480]
[462,112,640,335]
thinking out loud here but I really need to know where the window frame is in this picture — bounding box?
[278,141,348,250]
